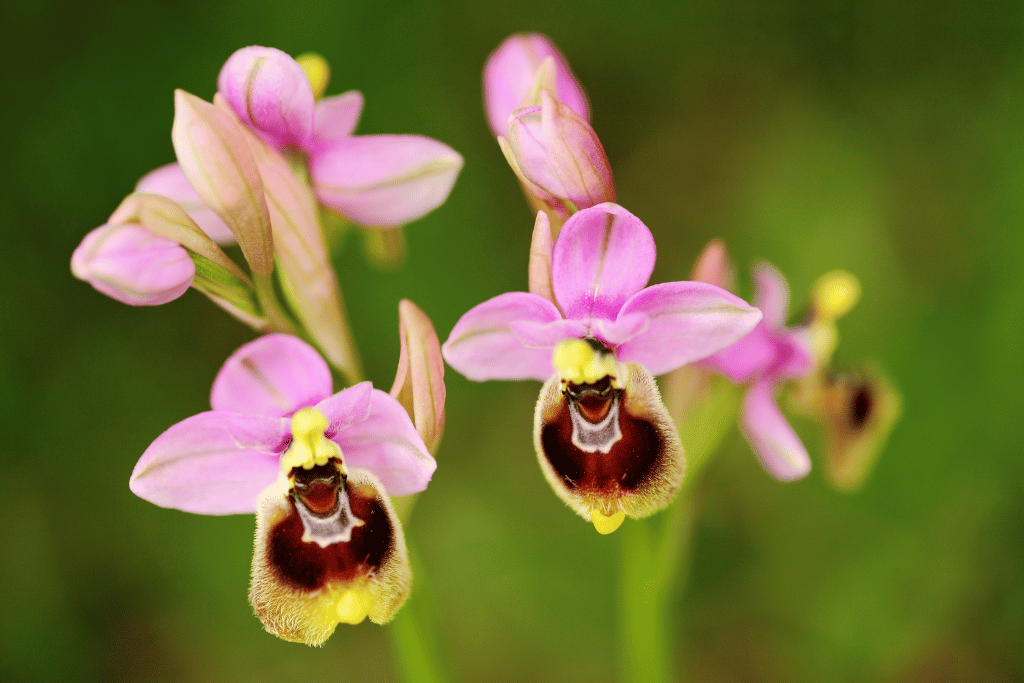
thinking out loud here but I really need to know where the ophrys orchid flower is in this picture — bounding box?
[130,334,435,645]
[443,203,761,533]
[701,262,815,481]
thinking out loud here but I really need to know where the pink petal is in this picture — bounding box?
[309,134,463,227]
[211,334,333,416]
[551,203,655,323]
[135,163,236,244]
[71,223,194,306]
[509,317,588,348]
[130,411,290,514]
[313,91,365,145]
[331,389,436,496]
[316,381,374,437]
[217,46,315,148]
[483,33,590,138]
[443,292,564,381]
[701,322,776,384]
[753,262,790,329]
[614,281,763,376]
[740,380,810,481]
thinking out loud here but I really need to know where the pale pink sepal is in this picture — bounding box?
[551,203,655,322]
[217,46,315,148]
[71,223,194,306]
[442,291,564,382]
[506,92,614,212]
[484,33,590,138]
[614,281,763,376]
[528,211,556,305]
[136,163,235,244]
[331,389,436,496]
[752,262,791,329]
[171,89,274,276]
[211,333,333,417]
[313,91,365,146]
[390,300,446,455]
[130,411,290,514]
[310,134,463,227]
[740,380,811,481]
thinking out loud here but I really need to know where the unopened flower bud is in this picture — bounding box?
[71,222,194,306]
[218,46,315,148]
[171,89,274,277]
[390,300,446,455]
[136,163,234,244]
[484,33,589,138]
[689,238,735,291]
[502,91,615,216]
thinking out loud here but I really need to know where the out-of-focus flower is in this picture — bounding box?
[443,203,760,533]
[702,263,814,481]
[788,271,901,490]
[71,222,194,306]
[390,300,446,456]
[130,334,435,644]
[499,91,614,220]
[484,33,590,138]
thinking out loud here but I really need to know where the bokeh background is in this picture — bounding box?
[2,1,1023,681]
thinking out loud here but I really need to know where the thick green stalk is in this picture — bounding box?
[390,542,453,683]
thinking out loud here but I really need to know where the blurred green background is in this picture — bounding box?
[2,0,1022,681]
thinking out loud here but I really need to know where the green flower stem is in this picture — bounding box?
[618,373,742,683]
[252,272,299,335]
[390,541,453,683]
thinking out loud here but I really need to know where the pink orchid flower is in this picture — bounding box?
[216,45,463,228]
[443,203,761,533]
[130,333,435,644]
[701,263,814,481]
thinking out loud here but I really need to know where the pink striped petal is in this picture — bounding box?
[313,91,365,145]
[443,292,563,381]
[331,389,436,496]
[130,411,289,514]
[136,163,235,244]
[614,281,762,376]
[551,203,655,323]
[211,334,333,416]
[740,380,810,481]
[753,262,791,329]
[310,134,463,227]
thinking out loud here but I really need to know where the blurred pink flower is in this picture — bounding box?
[702,263,814,481]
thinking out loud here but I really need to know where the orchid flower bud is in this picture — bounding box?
[218,46,316,148]
[309,134,463,227]
[71,222,194,306]
[171,90,274,277]
[484,33,590,138]
[689,238,736,292]
[501,91,615,218]
[390,300,446,455]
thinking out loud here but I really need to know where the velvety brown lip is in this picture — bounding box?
[540,393,662,494]
[268,481,393,592]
